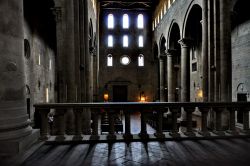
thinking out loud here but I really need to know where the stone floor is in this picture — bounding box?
[1,113,250,166]
[1,138,250,166]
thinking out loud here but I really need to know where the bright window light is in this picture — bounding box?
[108,35,113,47]
[107,14,114,29]
[138,36,143,47]
[138,54,144,66]
[123,14,129,29]
[107,54,113,66]
[137,14,144,29]
[123,35,128,47]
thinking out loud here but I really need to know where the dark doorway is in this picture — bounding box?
[237,93,247,123]
[113,85,128,102]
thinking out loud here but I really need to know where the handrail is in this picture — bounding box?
[34,102,250,142]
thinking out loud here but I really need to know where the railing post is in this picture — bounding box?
[123,109,132,139]
[73,108,83,140]
[169,107,180,137]
[107,110,116,139]
[184,107,196,137]
[38,108,50,140]
[91,109,100,140]
[227,107,238,135]
[213,107,225,136]
[242,107,250,134]
[139,110,148,139]
[198,107,211,137]
[56,109,66,141]
[154,109,165,139]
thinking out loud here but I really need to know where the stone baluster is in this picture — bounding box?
[39,108,50,140]
[91,109,99,138]
[169,107,180,137]
[73,109,83,140]
[124,109,132,139]
[227,107,238,135]
[140,110,148,139]
[213,107,225,136]
[107,110,116,139]
[243,107,250,134]
[56,109,66,140]
[154,109,165,138]
[198,107,210,136]
[184,107,196,137]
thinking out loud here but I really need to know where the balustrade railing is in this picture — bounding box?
[34,102,250,142]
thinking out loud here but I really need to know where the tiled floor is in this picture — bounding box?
[2,138,250,166]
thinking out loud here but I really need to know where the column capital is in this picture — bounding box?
[166,49,177,57]
[51,7,62,22]
[159,53,167,59]
[178,38,193,48]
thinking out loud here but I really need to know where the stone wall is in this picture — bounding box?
[23,0,56,122]
[99,9,157,102]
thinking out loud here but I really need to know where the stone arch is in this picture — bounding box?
[153,41,159,60]
[182,2,202,38]
[231,0,250,30]
[159,34,166,56]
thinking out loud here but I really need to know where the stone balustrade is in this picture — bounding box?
[34,102,250,142]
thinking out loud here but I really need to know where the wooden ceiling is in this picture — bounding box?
[98,0,159,10]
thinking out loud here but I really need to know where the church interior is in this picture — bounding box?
[1,0,250,165]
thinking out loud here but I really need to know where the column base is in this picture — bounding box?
[198,131,211,137]
[241,130,250,135]
[0,129,40,156]
[154,133,165,139]
[169,132,180,138]
[107,134,116,140]
[226,130,239,136]
[184,131,196,137]
[55,135,65,141]
[73,135,83,141]
[213,130,225,136]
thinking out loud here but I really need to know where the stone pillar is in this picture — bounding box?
[0,0,39,155]
[178,38,192,102]
[208,0,215,102]
[178,38,192,121]
[202,0,209,102]
[220,0,232,102]
[82,0,91,134]
[159,54,166,102]
[167,49,175,102]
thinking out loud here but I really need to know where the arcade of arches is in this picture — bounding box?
[0,0,250,158]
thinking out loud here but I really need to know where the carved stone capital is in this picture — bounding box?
[178,38,193,48]
[166,49,177,57]
[51,7,62,22]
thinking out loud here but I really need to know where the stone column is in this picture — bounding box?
[167,49,175,102]
[159,54,166,102]
[220,0,232,102]
[0,0,38,155]
[178,38,192,102]
[178,38,192,121]
[202,0,209,102]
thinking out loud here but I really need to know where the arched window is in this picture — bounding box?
[123,35,128,47]
[108,35,113,47]
[137,14,144,29]
[138,35,143,47]
[138,54,144,66]
[123,14,129,29]
[107,54,113,66]
[107,14,114,29]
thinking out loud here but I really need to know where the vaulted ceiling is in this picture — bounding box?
[98,0,159,10]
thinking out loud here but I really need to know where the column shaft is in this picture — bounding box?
[220,0,232,101]
[167,50,175,102]
[159,56,166,101]
[202,0,209,102]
